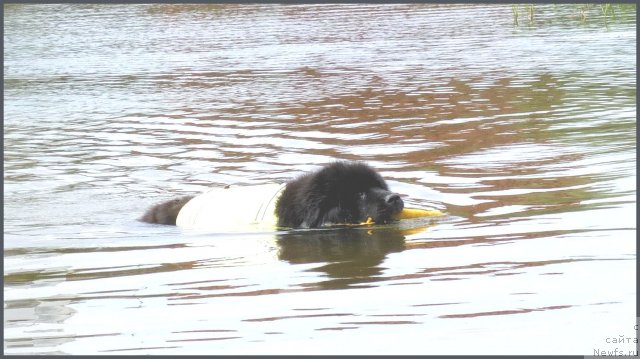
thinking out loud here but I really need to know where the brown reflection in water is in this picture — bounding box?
[243,313,353,322]
[316,326,358,331]
[387,258,578,284]
[175,287,307,301]
[165,336,241,343]
[340,320,420,325]
[4,256,198,285]
[172,329,237,333]
[5,332,121,354]
[152,72,570,170]
[4,243,187,257]
[405,228,604,250]
[440,304,572,319]
[412,302,464,307]
[101,346,181,353]
[270,73,566,157]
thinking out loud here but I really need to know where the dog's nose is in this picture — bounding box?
[385,194,403,210]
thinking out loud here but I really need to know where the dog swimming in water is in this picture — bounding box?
[141,161,404,229]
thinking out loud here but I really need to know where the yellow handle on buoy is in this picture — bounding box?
[358,208,444,225]
[392,208,444,220]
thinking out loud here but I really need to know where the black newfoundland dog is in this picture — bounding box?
[141,161,404,229]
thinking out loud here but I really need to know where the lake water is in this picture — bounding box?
[3,4,636,355]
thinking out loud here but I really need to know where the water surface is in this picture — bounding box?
[3,4,636,355]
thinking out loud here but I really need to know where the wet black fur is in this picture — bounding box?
[140,195,194,225]
[140,161,404,228]
[275,161,404,228]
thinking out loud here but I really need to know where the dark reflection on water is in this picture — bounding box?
[4,3,636,356]
[277,227,407,289]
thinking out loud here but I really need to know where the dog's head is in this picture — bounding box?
[301,161,404,227]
